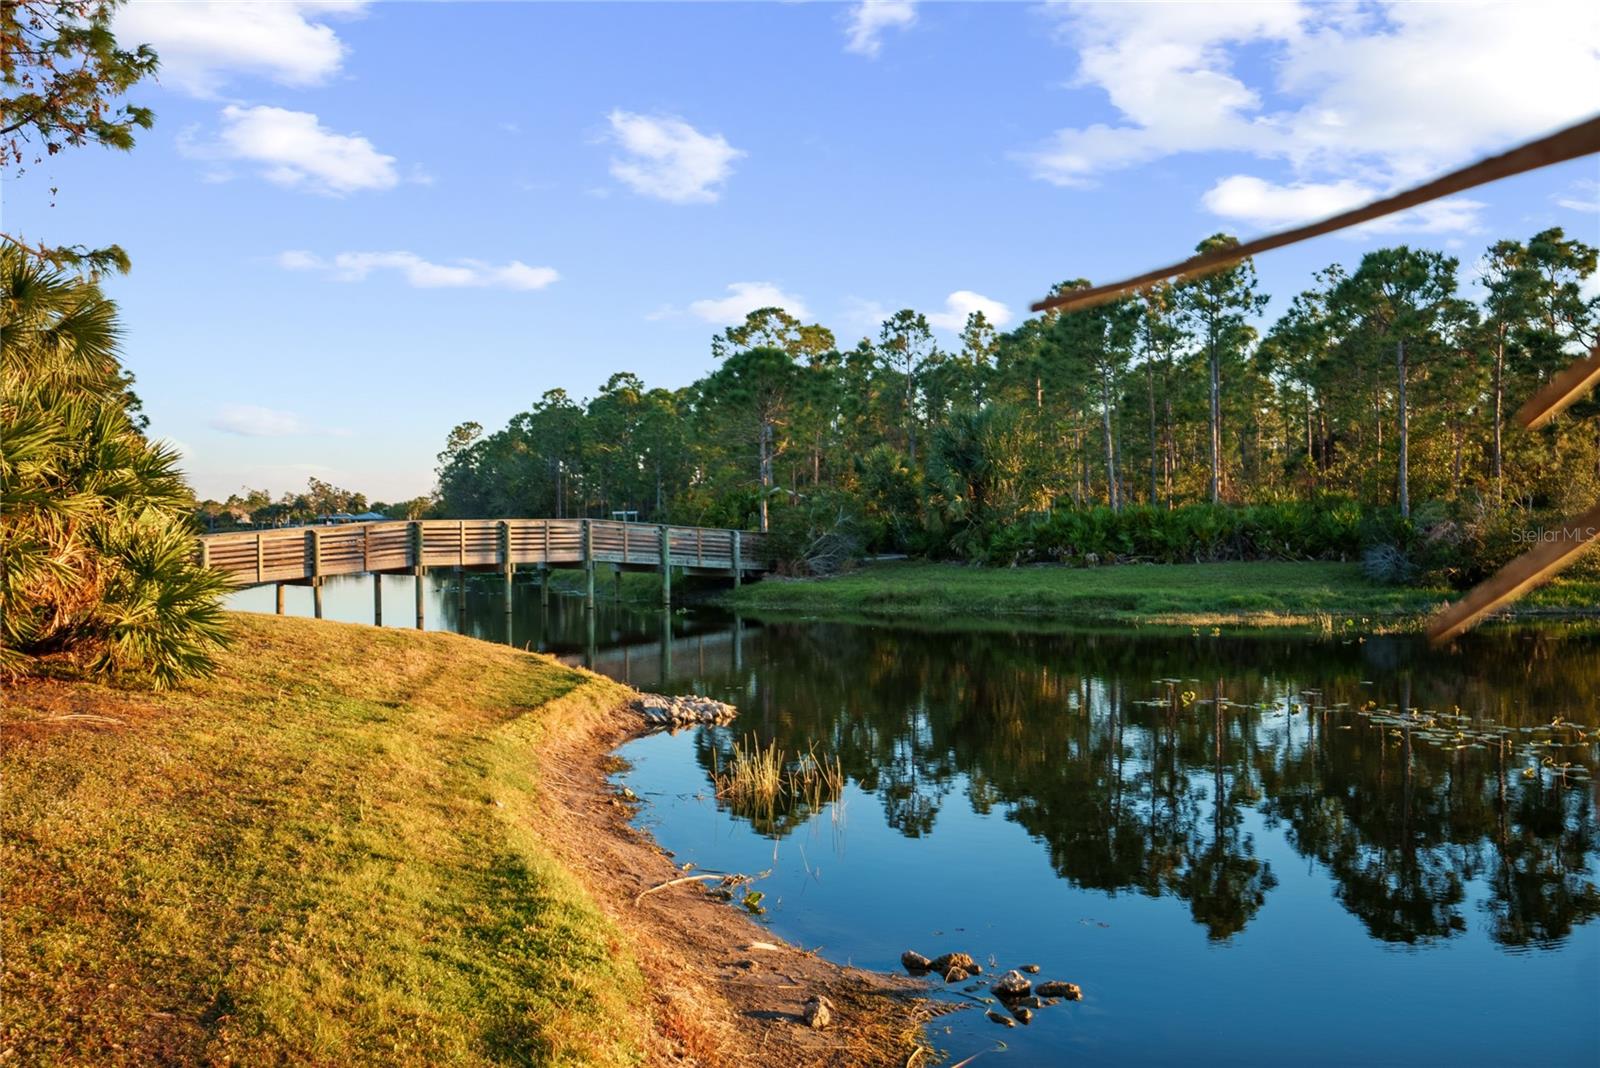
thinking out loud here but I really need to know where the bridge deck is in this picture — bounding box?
[198,518,770,588]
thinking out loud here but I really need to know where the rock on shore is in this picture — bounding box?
[632,693,738,730]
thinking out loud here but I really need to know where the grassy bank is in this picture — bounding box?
[2,615,647,1066]
[725,560,1600,630]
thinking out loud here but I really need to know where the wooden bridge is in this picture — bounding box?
[198,518,771,626]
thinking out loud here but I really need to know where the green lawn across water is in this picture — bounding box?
[724,560,1600,631]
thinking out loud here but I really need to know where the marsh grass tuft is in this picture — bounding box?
[712,735,845,820]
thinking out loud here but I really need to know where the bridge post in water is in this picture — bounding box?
[731,529,741,588]
[275,584,285,615]
[538,565,550,606]
[373,573,383,626]
[499,521,514,620]
[613,563,622,601]
[309,528,323,619]
[581,520,595,610]
[658,524,671,606]
[411,521,425,629]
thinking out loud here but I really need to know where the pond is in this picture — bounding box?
[231,573,1600,1066]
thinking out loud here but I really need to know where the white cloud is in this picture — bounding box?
[209,405,309,437]
[841,296,891,334]
[606,110,743,204]
[1026,2,1298,187]
[1201,175,1372,228]
[687,282,810,325]
[116,1,366,97]
[844,1,916,57]
[1356,198,1487,236]
[278,250,559,290]
[184,105,397,195]
[1029,1,1600,234]
[927,290,1013,332]
[1203,175,1487,234]
[1555,179,1600,214]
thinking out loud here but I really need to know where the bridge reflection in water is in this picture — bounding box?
[223,569,754,687]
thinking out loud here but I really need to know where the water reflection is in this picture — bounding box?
[654,623,1599,950]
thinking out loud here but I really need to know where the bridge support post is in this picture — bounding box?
[658,524,671,606]
[499,521,514,620]
[731,529,741,588]
[275,584,286,615]
[456,567,467,622]
[411,521,426,629]
[373,573,383,627]
[309,527,324,620]
[539,566,550,607]
[613,563,622,601]
[582,520,595,610]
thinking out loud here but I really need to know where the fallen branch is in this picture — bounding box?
[634,873,724,904]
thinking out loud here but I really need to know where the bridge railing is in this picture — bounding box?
[198,518,769,588]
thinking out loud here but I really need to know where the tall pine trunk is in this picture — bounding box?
[1147,363,1159,505]
[1492,329,1505,503]
[1208,334,1222,504]
[1101,364,1119,511]
[1396,337,1410,519]
[758,419,773,533]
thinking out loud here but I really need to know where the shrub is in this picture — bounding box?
[1,245,230,685]
[765,488,868,575]
[978,501,1367,566]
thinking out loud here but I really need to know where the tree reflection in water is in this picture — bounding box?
[647,622,1600,950]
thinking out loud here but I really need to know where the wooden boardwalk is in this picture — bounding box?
[198,518,770,624]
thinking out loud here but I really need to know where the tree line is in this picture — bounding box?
[436,230,1598,577]
[195,481,432,530]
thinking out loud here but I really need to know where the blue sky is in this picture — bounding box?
[8,1,1599,501]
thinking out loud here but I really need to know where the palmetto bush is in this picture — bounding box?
[1,243,229,686]
[982,501,1371,567]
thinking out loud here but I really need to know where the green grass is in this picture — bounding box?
[2,614,647,1067]
[726,560,1600,631]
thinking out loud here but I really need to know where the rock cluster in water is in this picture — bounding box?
[902,950,981,983]
[632,693,738,730]
[902,947,1083,1024]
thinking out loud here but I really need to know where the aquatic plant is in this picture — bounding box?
[711,735,845,819]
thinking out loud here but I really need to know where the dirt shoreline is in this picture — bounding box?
[535,689,943,1066]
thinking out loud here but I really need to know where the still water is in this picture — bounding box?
[233,574,1600,1066]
